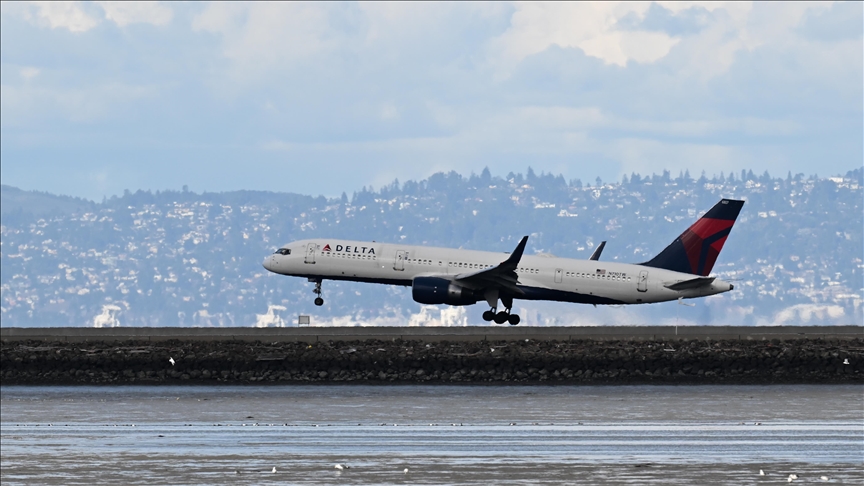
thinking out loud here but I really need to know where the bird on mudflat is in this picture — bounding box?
[169,357,175,366]
[759,469,765,476]
[271,467,277,473]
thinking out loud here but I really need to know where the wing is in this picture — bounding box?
[589,241,606,261]
[453,236,529,295]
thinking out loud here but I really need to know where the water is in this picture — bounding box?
[2,385,862,485]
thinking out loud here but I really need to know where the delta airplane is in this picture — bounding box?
[263,198,744,325]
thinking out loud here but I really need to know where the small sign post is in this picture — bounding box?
[298,315,310,327]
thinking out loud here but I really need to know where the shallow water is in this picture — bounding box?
[2,385,862,485]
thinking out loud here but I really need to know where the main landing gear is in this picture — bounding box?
[481,292,520,325]
[310,278,324,306]
[482,307,520,325]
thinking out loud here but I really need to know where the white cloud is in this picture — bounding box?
[486,1,842,81]
[0,1,860,200]
[192,3,345,83]
[2,1,173,32]
[96,1,173,27]
[19,67,40,80]
[488,2,680,72]
[1,82,156,126]
[25,1,101,33]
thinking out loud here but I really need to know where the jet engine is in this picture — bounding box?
[412,277,478,306]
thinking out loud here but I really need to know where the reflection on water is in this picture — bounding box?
[2,385,862,485]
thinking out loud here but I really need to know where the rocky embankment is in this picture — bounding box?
[1,338,862,385]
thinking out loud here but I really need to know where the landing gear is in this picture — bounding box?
[311,278,324,306]
[482,306,520,325]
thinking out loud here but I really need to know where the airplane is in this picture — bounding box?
[263,198,744,325]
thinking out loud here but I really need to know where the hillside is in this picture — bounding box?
[1,168,861,327]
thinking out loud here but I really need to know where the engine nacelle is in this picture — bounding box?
[412,277,478,306]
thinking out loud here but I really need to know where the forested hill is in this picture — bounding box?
[1,168,861,327]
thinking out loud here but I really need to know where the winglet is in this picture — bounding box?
[501,236,529,268]
[589,241,606,261]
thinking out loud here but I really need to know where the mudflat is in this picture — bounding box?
[2,385,862,485]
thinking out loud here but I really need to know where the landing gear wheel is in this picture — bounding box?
[508,314,521,325]
[482,310,496,322]
[494,311,509,324]
[311,279,324,306]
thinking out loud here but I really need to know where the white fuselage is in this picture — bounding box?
[263,239,734,305]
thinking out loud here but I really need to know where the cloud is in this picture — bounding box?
[96,1,173,27]
[1,82,157,126]
[0,2,860,200]
[191,3,349,84]
[3,1,173,32]
[19,66,40,80]
[23,1,101,33]
[487,2,680,70]
[797,0,863,41]
[617,3,716,36]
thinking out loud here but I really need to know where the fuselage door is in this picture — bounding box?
[554,268,563,284]
[394,250,406,271]
[637,270,648,292]
[305,243,316,264]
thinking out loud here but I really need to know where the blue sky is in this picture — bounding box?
[1,1,861,201]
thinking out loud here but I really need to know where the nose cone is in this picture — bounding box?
[263,256,273,272]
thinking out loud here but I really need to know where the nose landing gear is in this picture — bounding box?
[311,278,324,306]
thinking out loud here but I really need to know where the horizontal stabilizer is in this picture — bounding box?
[664,277,715,291]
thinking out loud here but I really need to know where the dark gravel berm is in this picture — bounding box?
[2,337,861,385]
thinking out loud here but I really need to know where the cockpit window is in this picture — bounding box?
[274,248,291,255]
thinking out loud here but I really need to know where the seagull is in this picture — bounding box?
[271,467,277,473]
[334,464,345,470]
[169,357,175,366]
[759,469,765,476]
[404,468,409,474]
[843,358,850,365]
[820,476,829,481]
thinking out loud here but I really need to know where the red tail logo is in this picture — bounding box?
[642,199,744,276]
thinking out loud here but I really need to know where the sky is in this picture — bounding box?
[1,1,862,201]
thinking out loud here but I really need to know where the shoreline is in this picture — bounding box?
[3,336,861,386]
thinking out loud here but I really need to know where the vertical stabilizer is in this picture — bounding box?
[641,199,744,276]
